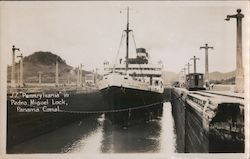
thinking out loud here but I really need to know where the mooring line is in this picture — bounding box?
[58,94,183,114]
[59,101,164,114]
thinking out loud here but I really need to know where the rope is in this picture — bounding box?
[131,31,137,51]
[59,101,162,114]
[58,94,183,114]
[112,31,125,73]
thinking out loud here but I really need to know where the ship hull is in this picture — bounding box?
[100,86,163,110]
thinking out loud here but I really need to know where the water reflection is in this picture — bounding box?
[8,115,102,153]
[100,102,176,153]
[160,102,176,153]
[9,102,176,154]
[101,119,161,153]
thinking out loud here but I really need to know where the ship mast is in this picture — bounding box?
[125,7,131,73]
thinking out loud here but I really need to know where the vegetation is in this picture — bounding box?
[210,77,235,85]
[24,51,66,65]
[7,51,81,83]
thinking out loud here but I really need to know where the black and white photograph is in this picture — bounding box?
[0,1,249,159]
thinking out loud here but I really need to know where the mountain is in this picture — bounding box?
[7,51,86,83]
[162,71,178,86]
[208,70,236,84]
[24,51,67,66]
[209,70,235,81]
[161,70,236,86]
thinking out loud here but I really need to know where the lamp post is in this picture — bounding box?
[190,56,200,73]
[38,71,42,85]
[179,70,185,86]
[200,43,213,82]
[55,58,59,86]
[95,68,99,83]
[77,66,80,86]
[79,64,82,84]
[17,53,24,87]
[182,67,187,76]
[225,9,244,93]
[80,64,84,85]
[182,67,187,85]
[186,62,192,74]
[11,45,20,87]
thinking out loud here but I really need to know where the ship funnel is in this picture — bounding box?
[136,48,148,57]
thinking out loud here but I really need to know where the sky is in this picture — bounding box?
[0,1,249,74]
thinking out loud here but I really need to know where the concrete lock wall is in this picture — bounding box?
[170,88,186,152]
[170,88,244,153]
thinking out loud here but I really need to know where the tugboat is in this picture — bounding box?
[98,8,164,113]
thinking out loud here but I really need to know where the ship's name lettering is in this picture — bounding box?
[21,93,60,99]
[43,93,60,98]
[22,93,43,99]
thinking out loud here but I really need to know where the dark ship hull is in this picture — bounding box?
[100,86,163,110]
[100,86,164,125]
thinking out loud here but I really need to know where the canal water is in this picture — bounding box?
[9,102,176,153]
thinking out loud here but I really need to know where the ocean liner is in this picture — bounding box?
[98,8,164,110]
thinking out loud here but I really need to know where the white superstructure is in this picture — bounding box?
[99,60,164,94]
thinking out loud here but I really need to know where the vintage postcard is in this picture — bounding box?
[0,1,249,159]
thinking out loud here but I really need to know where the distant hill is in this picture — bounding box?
[162,71,178,85]
[209,70,235,84]
[162,70,236,86]
[7,51,88,83]
[209,70,235,81]
[24,51,66,65]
